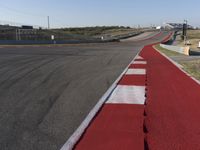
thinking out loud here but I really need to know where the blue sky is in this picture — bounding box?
[0,0,199,28]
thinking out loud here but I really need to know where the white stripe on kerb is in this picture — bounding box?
[136,55,144,59]
[133,61,147,64]
[126,69,146,75]
[106,85,146,104]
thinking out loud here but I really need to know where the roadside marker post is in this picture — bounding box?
[51,35,56,44]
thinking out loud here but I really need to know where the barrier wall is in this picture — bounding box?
[160,44,190,55]
[0,39,118,45]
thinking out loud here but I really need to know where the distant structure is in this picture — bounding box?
[156,26,162,30]
[0,24,41,30]
[163,23,194,30]
[0,24,19,30]
[0,24,41,41]
[22,25,33,29]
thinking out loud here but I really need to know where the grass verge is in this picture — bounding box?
[180,60,200,80]
[176,30,200,50]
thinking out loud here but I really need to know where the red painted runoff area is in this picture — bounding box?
[140,45,200,150]
[75,104,144,150]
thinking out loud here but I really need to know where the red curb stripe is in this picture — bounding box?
[119,75,146,86]
[75,104,144,150]
[129,64,146,69]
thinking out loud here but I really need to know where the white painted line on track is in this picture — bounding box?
[106,85,146,104]
[126,69,146,75]
[133,61,147,64]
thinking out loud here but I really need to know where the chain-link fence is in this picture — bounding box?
[0,27,99,41]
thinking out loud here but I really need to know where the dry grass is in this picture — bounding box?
[102,28,139,36]
[178,39,200,49]
[187,30,200,39]
[180,60,200,80]
[177,30,200,50]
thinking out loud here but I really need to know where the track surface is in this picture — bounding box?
[0,32,168,150]
[120,31,158,42]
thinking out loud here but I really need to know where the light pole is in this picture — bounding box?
[47,16,50,29]
[183,20,188,45]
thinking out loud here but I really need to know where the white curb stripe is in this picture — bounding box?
[126,69,146,75]
[133,61,147,64]
[136,55,144,59]
[106,85,146,104]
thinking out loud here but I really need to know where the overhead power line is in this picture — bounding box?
[0,4,46,18]
[0,4,68,28]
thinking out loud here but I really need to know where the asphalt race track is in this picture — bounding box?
[0,31,169,150]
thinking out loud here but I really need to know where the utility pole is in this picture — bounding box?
[47,16,50,29]
[16,29,18,41]
[18,29,21,40]
[16,29,21,41]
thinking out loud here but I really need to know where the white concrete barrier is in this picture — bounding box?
[160,44,190,55]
